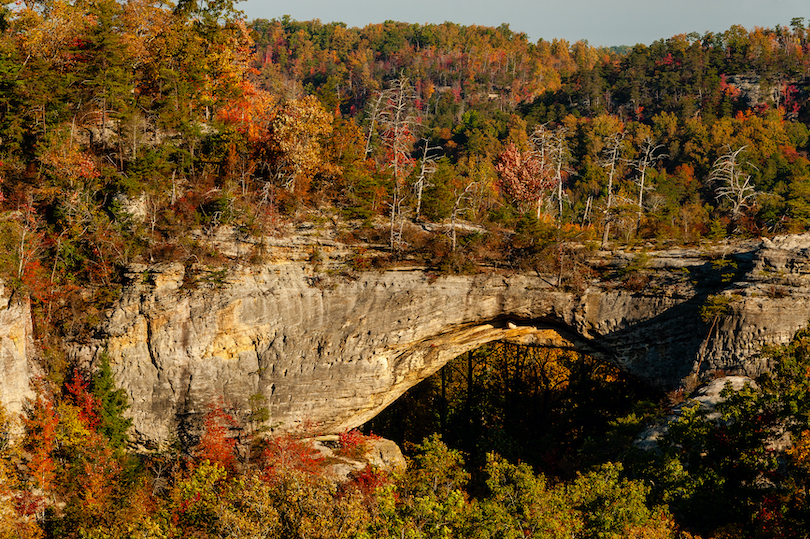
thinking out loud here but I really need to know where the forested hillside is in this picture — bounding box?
[0,1,809,343]
[2,0,810,536]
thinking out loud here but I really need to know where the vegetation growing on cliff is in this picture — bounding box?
[0,1,808,356]
[0,388,683,538]
[6,327,810,537]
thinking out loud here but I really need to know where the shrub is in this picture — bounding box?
[261,433,325,481]
[196,402,240,472]
[337,429,377,460]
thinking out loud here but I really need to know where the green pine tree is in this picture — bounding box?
[92,353,133,450]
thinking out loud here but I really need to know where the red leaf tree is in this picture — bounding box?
[65,368,99,432]
[196,401,240,472]
[22,390,59,518]
[496,142,554,218]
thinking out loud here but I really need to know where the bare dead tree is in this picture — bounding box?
[582,195,593,226]
[363,90,388,157]
[378,76,420,252]
[16,196,42,280]
[633,136,667,230]
[414,139,441,220]
[528,125,552,219]
[710,145,758,221]
[548,126,571,222]
[449,181,479,252]
[507,123,571,223]
[599,131,626,249]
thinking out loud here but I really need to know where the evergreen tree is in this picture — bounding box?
[74,0,133,156]
[92,353,132,450]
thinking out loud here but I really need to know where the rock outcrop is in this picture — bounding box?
[635,375,756,451]
[65,233,810,447]
[0,285,37,429]
[5,231,810,448]
[307,435,407,481]
[726,74,810,112]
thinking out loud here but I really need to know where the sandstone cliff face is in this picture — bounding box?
[0,285,37,427]
[96,261,578,447]
[64,232,810,448]
[0,231,803,448]
[707,235,810,374]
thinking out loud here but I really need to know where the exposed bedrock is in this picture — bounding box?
[0,283,37,430]
[2,231,809,446]
[54,233,810,448]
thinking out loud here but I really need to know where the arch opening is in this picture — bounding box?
[362,338,662,479]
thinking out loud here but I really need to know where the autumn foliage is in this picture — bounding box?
[196,402,240,471]
[21,391,59,508]
[260,432,326,481]
[496,142,553,216]
[11,333,810,537]
[4,2,810,536]
[337,428,377,460]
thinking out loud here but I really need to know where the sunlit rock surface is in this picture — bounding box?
[634,376,756,451]
[0,230,798,447]
[307,435,407,481]
[0,285,37,429]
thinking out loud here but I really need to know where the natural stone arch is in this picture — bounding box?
[335,319,599,432]
[55,233,810,448]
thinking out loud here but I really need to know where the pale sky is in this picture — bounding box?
[239,0,808,47]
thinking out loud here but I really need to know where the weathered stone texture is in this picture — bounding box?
[5,233,810,447]
[78,234,810,447]
[0,284,37,427]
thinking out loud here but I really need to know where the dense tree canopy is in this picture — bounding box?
[2,4,810,536]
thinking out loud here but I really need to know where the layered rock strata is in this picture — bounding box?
[2,230,810,447]
[67,232,810,448]
[0,284,37,428]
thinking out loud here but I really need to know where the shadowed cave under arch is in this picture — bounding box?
[361,334,660,475]
[338,317,634,431]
